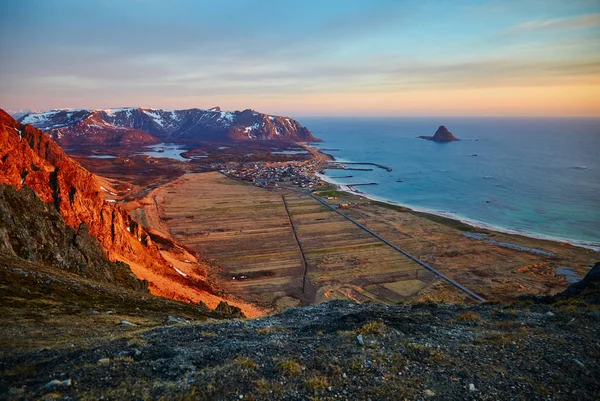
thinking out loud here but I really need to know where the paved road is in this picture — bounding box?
[307,192,487,303]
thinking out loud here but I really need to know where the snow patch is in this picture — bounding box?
[100,186,118,196]
[142,109,166,127]
[173,267,188,277]
[219,111,234,123]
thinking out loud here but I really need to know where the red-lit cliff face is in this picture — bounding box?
[0,110,188,296]
[0,109,265,316]
[0,110,149,254]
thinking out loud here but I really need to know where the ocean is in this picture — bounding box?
[298,117,600,250]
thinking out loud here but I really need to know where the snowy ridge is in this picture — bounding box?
[18,107,317,143]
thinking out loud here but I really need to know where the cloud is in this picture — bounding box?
[510,13,600,32]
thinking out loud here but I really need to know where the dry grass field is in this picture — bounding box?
[137,171,599,311]
[333,195,600,302]
[147,172,452,310]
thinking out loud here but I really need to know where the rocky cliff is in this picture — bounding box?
[0,184,147,291]
[19,107,318,145]
[0,109,210,300]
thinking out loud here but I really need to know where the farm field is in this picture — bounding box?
[145,172,450,310]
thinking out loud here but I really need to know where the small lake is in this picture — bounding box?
[137,143,189,161]
[555,267,582,284]
[87,155,116,159]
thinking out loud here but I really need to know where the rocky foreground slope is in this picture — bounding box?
[0,264,598,400]
[19,107,317,146]
[0,184,146,291]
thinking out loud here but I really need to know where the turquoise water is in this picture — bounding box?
[300,117,600,249]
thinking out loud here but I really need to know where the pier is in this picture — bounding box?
[327,166,373,171]
[347,182,378,187]
[343,162,393,172]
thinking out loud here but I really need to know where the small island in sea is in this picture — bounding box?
[419,125,459,142]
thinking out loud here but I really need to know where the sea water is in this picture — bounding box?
[299,117,600,249]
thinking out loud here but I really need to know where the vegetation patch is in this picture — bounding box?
[277,359,304,377]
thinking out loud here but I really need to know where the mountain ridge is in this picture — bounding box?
[19,107,318,145]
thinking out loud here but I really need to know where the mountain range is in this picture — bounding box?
[18,107,318,146]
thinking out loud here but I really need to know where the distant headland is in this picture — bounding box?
[419,125,459,142]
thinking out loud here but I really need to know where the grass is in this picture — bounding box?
[233,356,259,371]
[277,359,304,377]
[357,321,387,335]
[452,311,481,323]
[474,331,525,346]
[315,190,345,198]
[304,375,329,392]
[257,326,289,335]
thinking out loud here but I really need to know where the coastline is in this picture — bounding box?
[311,149,600,252]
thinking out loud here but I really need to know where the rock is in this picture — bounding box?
[574,359,585,368]
[545,311,554,317]
[424,389,436,397]
[42,380,63,390]
[418,125,459,142]
[469,383,476,392]
[356,334,365,346]
[42,379,72,391]
[215,301,245,318]
[166,315,189,325]
[557,262,600,304]
[120,320,135,326]
[98,358,111,364]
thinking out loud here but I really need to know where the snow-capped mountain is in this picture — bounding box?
[8,109,42,120]
[19,107,317,145]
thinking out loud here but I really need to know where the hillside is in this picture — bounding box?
[1,263,599,399]
[19,107,318,145]
[0,184,146,291]
[0,109,261,315]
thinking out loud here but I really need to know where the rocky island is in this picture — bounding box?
[419,125,459,142]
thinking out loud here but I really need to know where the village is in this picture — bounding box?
[220,159,324,189]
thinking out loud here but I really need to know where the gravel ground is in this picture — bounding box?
[2,297,599,400]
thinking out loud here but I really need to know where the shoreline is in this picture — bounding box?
[312,151,600,252]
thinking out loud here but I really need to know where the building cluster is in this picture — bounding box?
[222,162,323,189]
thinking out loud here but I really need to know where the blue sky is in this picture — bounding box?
[0,0,598,116]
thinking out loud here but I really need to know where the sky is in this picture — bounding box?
[0,0,599,116]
